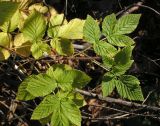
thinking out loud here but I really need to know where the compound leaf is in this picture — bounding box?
[32,95,81,126]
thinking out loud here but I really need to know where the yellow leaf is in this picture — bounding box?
[58,19,85,39]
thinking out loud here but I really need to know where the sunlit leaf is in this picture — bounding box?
[22,10,46,42]
[0,32,10,47]
[48,14,65,38]
[46,66,91,91]
[31,95,81,126]
[93,41,117,57]
[102,13,117,36]
[83,15,100,43]
[114,14,141,35]
[31,41,51,59]
[0,49,10,60]
[26,74,57,97]
[58,18,85,39]
[116,75,144,101]
[107,34,134,47]
[16,77,35,101]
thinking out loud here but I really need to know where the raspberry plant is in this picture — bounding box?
[0,1,144,126]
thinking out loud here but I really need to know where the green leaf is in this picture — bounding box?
[47,66,91,90]
[102,13,117,36]
[102,56,114,69]
[51,38,74,56]
[0,10,20,32]
[55,70,91,90]
[58,98,81,126]
[16,78,35,101]
[93,41,117,57]
[116,75,144,101]
[114,46,133,65]
[39,115,52,126]
[102,74,116,96]
[31,42,51,59]
[83,15,100,43]
[0,1,19,25]
[58,18,85,39]
[114,14,141,35]
[112,60,134,76]
[22,10,46,42]
[112,46,134,75]
[68,92,86,108]
[107,34,135,47]
[46,64,72,78]
[26,74,57,97]
[31,95,60,120]
[32,95,81,126]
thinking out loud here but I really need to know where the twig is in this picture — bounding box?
[123,1,144,15]
[142,90,155,104]
[0,45,26,58]
[136,4,160,16]
[75,88,160,111]
[0,100,25,124]
[90,104,158,118]
[81,52,110,71]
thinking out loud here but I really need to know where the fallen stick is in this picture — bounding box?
[75,88,160,111]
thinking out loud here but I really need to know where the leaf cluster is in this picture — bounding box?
[0,1,144,126]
